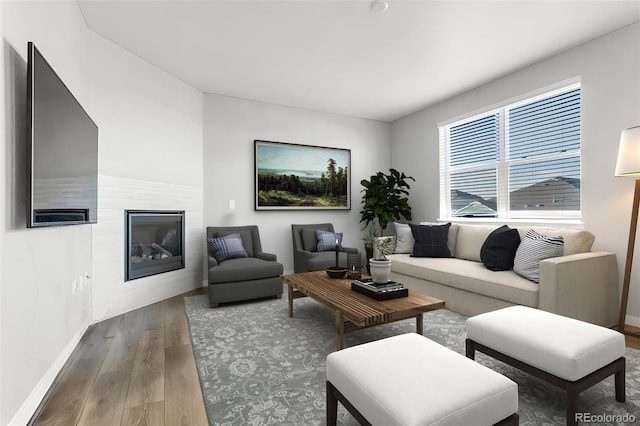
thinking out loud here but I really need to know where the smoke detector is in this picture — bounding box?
[370,0,389,12]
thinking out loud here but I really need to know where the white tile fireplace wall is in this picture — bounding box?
[92,175,203,320]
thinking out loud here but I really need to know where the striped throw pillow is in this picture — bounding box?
[513,229,564,283]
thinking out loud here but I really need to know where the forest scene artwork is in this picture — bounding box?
[255,140,351,210]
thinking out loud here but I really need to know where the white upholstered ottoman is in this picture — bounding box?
[466,306,626,426]
[326,333,518,426]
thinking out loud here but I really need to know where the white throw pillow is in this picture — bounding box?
[513,229,564,283]
[393,222,415,254]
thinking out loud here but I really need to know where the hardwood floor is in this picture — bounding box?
[31,288,208,426]
[29,288,640,425]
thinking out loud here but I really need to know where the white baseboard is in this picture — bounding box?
[9,324,88,426]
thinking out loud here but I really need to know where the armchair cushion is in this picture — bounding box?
[315,230,343,252]
[209,257,283,283]
[301,228,318,251]
[208,233,249,263]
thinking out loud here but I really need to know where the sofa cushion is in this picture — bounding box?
[480,225,521,271]
[455,224,499,262]
[526,227,594,255]
[393,222,415,253]
[389,254,540,307]
[316,230,343,252]
[513,229,564,283]
[208,233,249,263]
[410,223,452,258]
[209,257,283,283]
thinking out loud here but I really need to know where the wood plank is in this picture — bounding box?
[33,357,103,426]
[121,401,165,426]
[101,307,145,373]
[142,301,166,331]
[77,368,130,426]
[77,316,120,361]
[125,328,165,408]
[165,344,208,426]
[165,295,191,348]
[34,319,118,425]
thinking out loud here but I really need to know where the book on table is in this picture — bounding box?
[351,279,408,300]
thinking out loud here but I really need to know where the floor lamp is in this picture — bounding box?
[615,125,640,337]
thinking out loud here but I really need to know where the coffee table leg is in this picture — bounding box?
[336,311,345,351]
[416,313,423,335]
[288,283,294,317]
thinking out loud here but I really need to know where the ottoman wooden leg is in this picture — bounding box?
[326,381,338,426]
[615,358,626,402]
[465,338,476,360]
[566,384,578,426]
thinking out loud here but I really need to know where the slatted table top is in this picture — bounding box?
[283,271,444,328]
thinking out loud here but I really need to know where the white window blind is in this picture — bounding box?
[440,83,581,220]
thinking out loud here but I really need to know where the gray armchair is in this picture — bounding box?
[207,225,283,307]
[291,223,361,273]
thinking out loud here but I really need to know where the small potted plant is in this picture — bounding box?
[369,236,396,283]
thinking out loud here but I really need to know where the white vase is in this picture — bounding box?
[369,258,391,284]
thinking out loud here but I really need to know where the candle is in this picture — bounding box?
[335,237,339,267]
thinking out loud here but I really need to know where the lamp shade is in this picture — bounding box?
[616,126,640,176]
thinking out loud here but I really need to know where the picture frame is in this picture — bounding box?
[254,140,351,210]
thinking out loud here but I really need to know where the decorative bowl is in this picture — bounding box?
[325,266,347,279]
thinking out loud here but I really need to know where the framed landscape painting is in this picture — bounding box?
[254,140,351,210]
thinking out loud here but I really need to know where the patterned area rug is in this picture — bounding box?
[184,292,640,425]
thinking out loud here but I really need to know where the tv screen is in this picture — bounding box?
[27,42,98,228]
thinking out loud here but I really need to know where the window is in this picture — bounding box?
[439,83,581,221]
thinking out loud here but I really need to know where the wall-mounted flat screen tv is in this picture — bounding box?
[26,41,99,227]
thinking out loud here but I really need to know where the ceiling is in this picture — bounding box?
[77,0,640,122]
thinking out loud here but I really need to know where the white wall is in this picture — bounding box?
[203,94,391,273]
[88,32,204,321]
[0,2,205,423]
[1,2,93,424]
[391,23,640,325]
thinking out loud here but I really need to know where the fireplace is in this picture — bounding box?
[125,210,185,281]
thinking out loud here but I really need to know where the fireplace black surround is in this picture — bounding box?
[125,210,185,281]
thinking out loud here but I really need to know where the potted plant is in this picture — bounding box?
[360,168,415,280]
[369,236,396,283]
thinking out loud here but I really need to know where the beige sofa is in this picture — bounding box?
[385,223,619,327]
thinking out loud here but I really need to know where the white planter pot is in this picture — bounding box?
[369,258,391,284]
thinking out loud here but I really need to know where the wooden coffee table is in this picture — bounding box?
[283,271,445,350]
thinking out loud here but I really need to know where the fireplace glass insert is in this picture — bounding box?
[125,210,185,281]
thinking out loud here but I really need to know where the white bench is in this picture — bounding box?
[466,306,626,426]
[326,333,518,426]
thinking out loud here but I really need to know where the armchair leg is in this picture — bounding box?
[210,303,219,308]
[275,294,282,299]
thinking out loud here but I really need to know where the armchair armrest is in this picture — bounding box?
[208,256,219,269]
[256,252,277,262]
[538,251,618,327]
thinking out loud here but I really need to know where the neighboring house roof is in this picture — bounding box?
[452,176,580,216]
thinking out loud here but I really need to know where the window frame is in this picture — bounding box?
[438,80,582,223]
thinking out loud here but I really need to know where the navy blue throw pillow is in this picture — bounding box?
[480,225,521,271]
[409,223,452,258]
